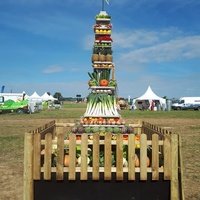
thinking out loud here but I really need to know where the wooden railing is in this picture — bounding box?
[23,120,183,200]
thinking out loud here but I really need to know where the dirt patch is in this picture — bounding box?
[0,164,23,200]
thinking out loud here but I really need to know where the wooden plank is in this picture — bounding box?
[92,133,100,180]
[140,133,147,180]
[44,133,52,180]
[33,133,41,180]
[104,132,112,180]
[171,134,179,200]
[42,166,164,173]
[137,126,142,135]
[116,134,123,180]
[55,122,75,127]
[80,133,88,180]
[178,134,185,200]
[68,134,76,180]
[152,134,159,180]
[164,134,171,180]
[56,128,64,180]
[128,134,135,180]
[23,132,34,200]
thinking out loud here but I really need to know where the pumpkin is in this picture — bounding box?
[135,154,150,167]
[100,79,109,86]
[135,154,140,167]
[64,155,78,167]
[64,155,70,167]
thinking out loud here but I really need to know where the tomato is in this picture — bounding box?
[100,79,109,86]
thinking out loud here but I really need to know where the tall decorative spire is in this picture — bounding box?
[71,8,135,135]
[102,0,110,11]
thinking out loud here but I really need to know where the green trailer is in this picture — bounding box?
[0,99,29,114]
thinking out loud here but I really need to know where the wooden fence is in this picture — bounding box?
[24,120,184,200]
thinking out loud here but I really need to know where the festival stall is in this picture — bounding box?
[134,86,166,111]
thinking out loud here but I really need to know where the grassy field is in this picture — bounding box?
[0,102,200,199]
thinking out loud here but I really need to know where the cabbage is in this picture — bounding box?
[106,127,113,133]
[84,127,91,133]
[113,127,120,134]
[92,126,99,133]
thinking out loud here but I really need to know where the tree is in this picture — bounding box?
[53,92,63,101]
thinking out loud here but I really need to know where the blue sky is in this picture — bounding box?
[0,0,200,99]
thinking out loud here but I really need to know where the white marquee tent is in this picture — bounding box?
[41,92,57,101]
[133,86,166,110]
[28,92,42,101]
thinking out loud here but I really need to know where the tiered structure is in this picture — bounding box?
[72,10,133,135]
[84,11,120,119]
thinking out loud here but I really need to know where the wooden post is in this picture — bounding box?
[104,133,112,180]
[171,134,179,200]
[33,133,41,180]
[164,134,171,180]
[128,134,135,180]
[111,65,115,80]
[152,134,159,180]
[178,134,185,200]
[56,127,64,180]
[140,133,147,180]
[93,133,100,180]
[116,134,123,180]
[23,132,34,200]
[44,133,52,180]
[68,134,76,180]
[80,133,88,180]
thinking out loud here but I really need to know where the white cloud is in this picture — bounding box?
[113,28,183,49]
[43,65,64,74]
[113,30,159,49]
[118,35,200,64]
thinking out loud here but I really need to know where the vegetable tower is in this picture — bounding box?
[82,10,123,125]
[85,11,118,114]
[72,9,133,134]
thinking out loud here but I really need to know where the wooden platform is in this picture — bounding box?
[23,120,184,200]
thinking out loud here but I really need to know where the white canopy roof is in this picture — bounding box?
[135,86,166,105]
[41,92,51,101]
[28,92,42,101]
[41,92,57,101]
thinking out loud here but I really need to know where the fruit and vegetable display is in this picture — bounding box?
[71,10,133,135]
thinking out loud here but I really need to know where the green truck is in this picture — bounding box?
[0,99,29,114]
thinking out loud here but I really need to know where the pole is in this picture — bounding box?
[102,0,105,11]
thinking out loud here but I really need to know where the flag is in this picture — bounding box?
[105,0,110,5]
[1,85,5,93]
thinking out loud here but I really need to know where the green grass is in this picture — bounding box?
[63,102,87,108]
[0,135,24,163]
[120,109,200,119]
[1,102,200,120]
[1,102,200,199]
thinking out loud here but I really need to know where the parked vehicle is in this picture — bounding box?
[47,100,61,109]
[118,98,129,110]
[191,104,200,111]
[172,97,200,110]
[0,99,29,114]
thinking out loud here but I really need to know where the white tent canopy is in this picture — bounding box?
[40,92,57,101]
[41,92,50,101]
[28,92,42,101]
[49,95,57,101]
[134,86,166,110]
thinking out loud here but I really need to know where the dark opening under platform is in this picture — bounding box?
[34,173,170,200]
